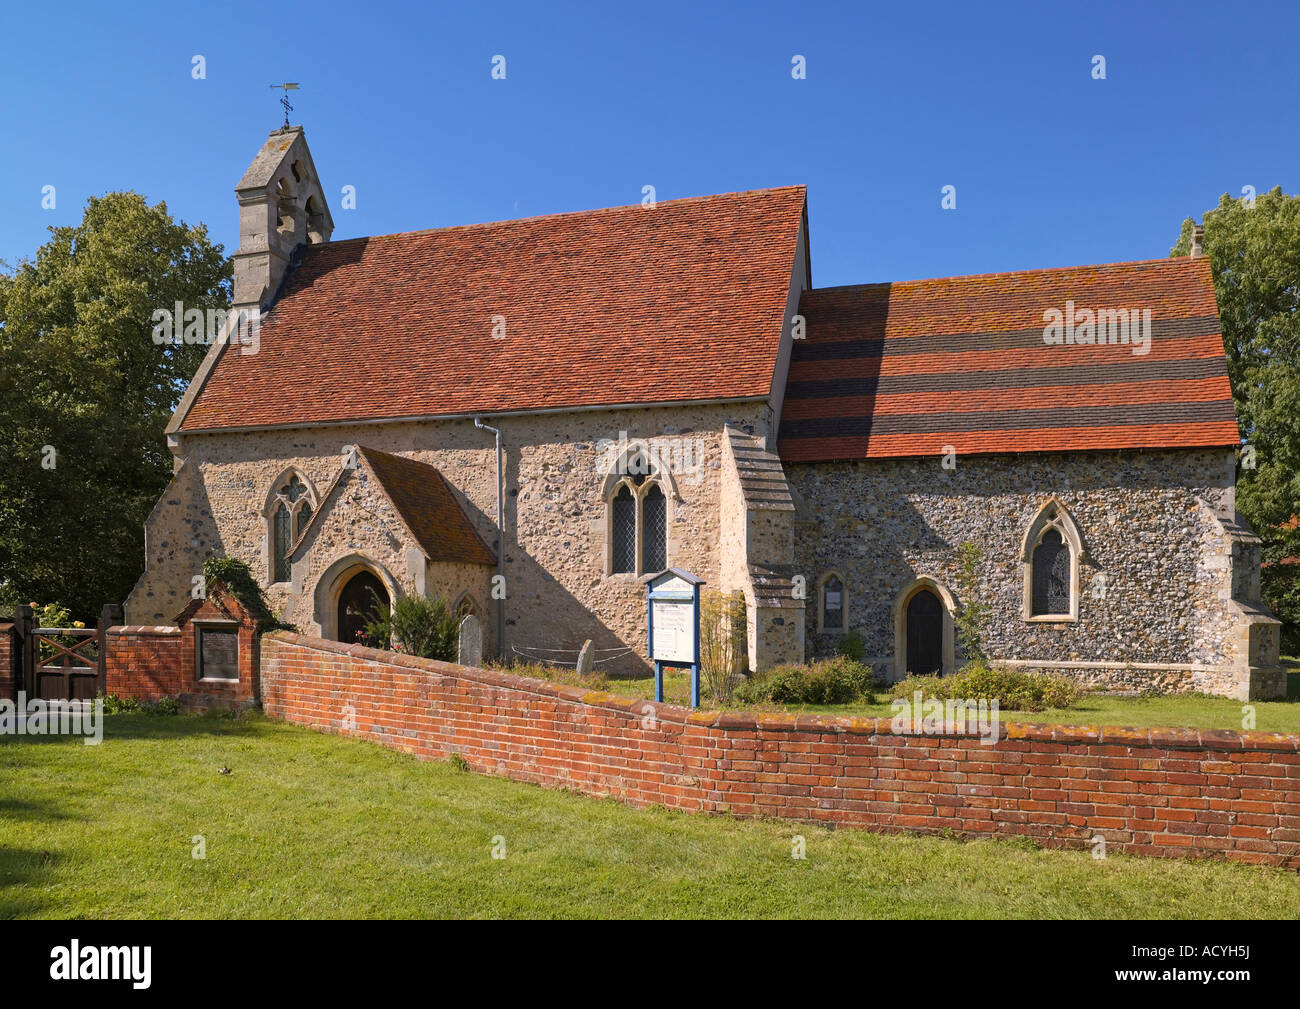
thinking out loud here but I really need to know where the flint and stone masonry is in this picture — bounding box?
[123,124,1284,700]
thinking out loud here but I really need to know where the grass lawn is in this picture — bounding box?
[2,712,1298,919]
[603,667,1300,734]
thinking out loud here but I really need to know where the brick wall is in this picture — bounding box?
[103,626,183,700]
[0,622,13,700]
[260,633,1300,868]
[102,591,259,706]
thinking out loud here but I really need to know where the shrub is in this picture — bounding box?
[98,693,180,715]
[893,661,1081,713]
[735,656,876,706]
[364,590,459,662]
[145,696,180,716]
[838,630,866,661]
[100,692,141,714]
[954,541,989,664]
[699,589,747,701]
[202,556,295,633]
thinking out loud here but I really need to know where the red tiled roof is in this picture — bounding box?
[357,447,496,566]
[180,187,807,431]
[778,257,1241,462]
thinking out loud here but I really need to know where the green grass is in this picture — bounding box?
[603,667,1300,733]
[2,712,1298,919]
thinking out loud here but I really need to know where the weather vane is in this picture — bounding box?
[269,82,299,129]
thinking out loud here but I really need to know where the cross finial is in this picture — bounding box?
[269,82,300,129]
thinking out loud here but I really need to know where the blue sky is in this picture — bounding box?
[1,0,1296,288]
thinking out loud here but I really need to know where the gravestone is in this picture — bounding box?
[457,613,482,667]
[575,639,594,676]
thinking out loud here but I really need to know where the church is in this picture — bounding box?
[125,125,1285,700]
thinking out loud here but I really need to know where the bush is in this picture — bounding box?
[735,656,876,706]
[893,661,1081,713]
[364,590,459,662]
[98,693,180,715]
[838,630,866,661]
[699,589,746,701]
[202,556,295,633]
[100,692,141,714]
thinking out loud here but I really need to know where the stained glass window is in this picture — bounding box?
[1031,529,1070,615]
[823,576,844,629]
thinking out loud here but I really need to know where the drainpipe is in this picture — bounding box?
[474,416,505,659]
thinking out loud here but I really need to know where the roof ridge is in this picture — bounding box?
[318,185,808,248]
[809,256,1204,294]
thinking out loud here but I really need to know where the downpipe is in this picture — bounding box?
[474,416,505,659]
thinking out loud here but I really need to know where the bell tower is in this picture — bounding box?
[231,126,333,315]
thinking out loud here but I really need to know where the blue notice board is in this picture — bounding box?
[642,568,705,707]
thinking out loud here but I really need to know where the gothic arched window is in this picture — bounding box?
[1031,529,1071,615]
[606,448,670,577]
[642,484,667,573]
[1022,499,1082,621]
[266,472,317,585]
[821,574,845,631]
[453,593,479,620]
[612,485,637,574]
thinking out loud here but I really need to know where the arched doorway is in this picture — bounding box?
[904,588,943,675]
[337,570,388,645]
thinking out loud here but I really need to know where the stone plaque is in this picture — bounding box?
[457,613,482,667]
[199,627,238,681]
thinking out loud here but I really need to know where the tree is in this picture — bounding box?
[1172,188,1300,652]
[0,192,230,619]
[954,541,990,667]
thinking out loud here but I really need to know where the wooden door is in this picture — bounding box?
[905,589,943,675]
[337,572,388,645]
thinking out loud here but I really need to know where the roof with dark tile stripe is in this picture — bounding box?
[778,257,1240,462]
[179,187,807,431]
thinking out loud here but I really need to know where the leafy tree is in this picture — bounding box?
[0,192,230,619]
[1172,188,1300,652]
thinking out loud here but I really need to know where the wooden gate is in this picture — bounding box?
[14,604,118,701]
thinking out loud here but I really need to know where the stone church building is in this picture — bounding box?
[125,126,1284,700]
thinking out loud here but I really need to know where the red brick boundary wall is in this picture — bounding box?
[103,626,183,700]
[102,591,259,706]
[0,621,14,699]
[259,632,1300,867]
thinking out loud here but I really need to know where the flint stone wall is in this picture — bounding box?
[789,448,1260,693]
[127,404,769,673]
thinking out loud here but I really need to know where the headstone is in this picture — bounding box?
[575,639,594,676]
[457,613,482,667]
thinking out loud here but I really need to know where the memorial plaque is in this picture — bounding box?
[199,627,239,681]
